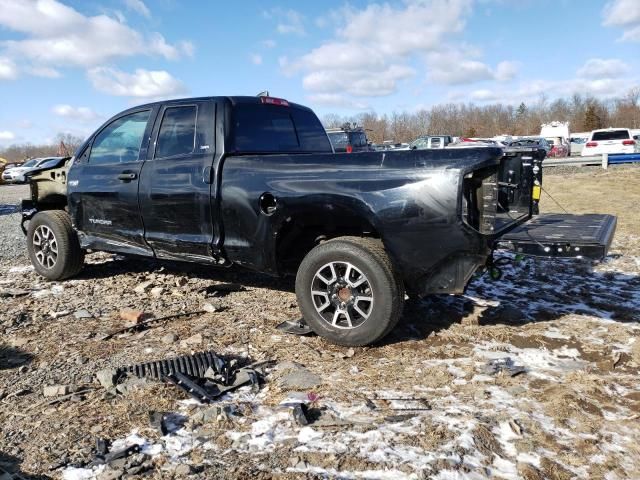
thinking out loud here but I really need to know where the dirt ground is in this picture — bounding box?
[0,165,639,480]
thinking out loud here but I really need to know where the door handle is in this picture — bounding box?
[117,172,137,181]
[203,166,213,184]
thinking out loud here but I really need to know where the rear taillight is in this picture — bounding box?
[260,96,289,106]
[622,140,635,146]
[586,142,598,147]
[346,145,353,153]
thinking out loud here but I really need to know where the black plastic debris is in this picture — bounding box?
[290,403,325,426]
[165,371,219,403]
[113,351,262,403]
[92,442,140,466]
[119,351,225,380]
[276,319,314,336]
[291,403,310,426]
[483,357,526,377]
[148,411,169,435]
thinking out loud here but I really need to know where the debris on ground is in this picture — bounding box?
[482,356,527,376]
[100,310,207,340]
[275,318,314,336]
[2,169,640,479]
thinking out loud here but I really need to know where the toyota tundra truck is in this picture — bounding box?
[21,95,617,346]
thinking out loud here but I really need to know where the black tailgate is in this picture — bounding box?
[497,213,616,259]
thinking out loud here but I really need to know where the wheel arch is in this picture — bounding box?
[275,200,384,275]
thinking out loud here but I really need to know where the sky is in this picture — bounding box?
[0,0,639,145]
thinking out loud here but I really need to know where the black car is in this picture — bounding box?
[326,127,372,153]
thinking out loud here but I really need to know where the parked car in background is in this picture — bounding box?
[570,136,587,156]
[545,137,569,157]
[1,157,64,183]
[508,137,551,154]
[326,126,372,153]
[582,128,638,157]
[410,135,454,149]
[372,141,410,151]
[455,138,507,147]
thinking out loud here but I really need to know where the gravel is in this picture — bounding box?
[0,184,29,265]
[1,170,639,479]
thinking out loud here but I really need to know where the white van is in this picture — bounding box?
[582,128,638,157]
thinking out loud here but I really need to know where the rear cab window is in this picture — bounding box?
[592,130,630,141]
[233,104,332,153]
[349,132,368,147]
[155,106,197,158]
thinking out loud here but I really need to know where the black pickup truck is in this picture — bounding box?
[21,96,616,346]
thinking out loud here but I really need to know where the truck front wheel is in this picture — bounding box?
[295,236,404,346]
[27,210,84,280]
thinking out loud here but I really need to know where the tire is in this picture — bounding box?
[27,210,84,281]
[295,236,404,346]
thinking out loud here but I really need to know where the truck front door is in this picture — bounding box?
[138,100,217,262]
[67,108,156,256]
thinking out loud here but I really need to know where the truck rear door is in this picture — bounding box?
[67,107,157,256]
[138,100,218,262]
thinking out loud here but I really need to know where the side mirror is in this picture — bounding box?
[411,145,417,150]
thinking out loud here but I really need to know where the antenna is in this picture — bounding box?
[256,90,270,97]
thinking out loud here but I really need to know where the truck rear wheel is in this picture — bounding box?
[295,236,404,346]
[27,210,84,281]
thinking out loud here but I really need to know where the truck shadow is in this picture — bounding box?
[77,253,638,346]
[382,255,639,346]
[0,345,34,370]
[0,203,19,216]
[78,254,296,293]
[0,451,51,479]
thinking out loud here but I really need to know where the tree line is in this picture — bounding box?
[2,87,639,161]
[322,87,640,144]
[0,133,84,163]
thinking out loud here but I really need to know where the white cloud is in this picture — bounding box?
[285,0,470,100]
[577,58,631,79]
[603,0,640,42]
[0,0,192,69]
[87,67,187,98]
[26,66,61,78]
[0,57,18,80]
[495,61,518,82]
[463,76,635,104]
[0,131,15,141]
[276,9,305,35]
[123,0,150,18]
[52,104,100,122]
[339,1,470,56]
[307,93,370,110]
[250,54,263,65]
[262,39,277,48]
[427,49,518,85]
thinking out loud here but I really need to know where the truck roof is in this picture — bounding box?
[127,95,314,113]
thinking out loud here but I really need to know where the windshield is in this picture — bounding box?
[571,138,586,144]
[592,130,630,141]
[37,159,60,169]
[510,139,540,147]
[22,159,38,168]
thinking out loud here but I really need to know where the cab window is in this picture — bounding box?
[89,111,150,165]
[155,106,197,158]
